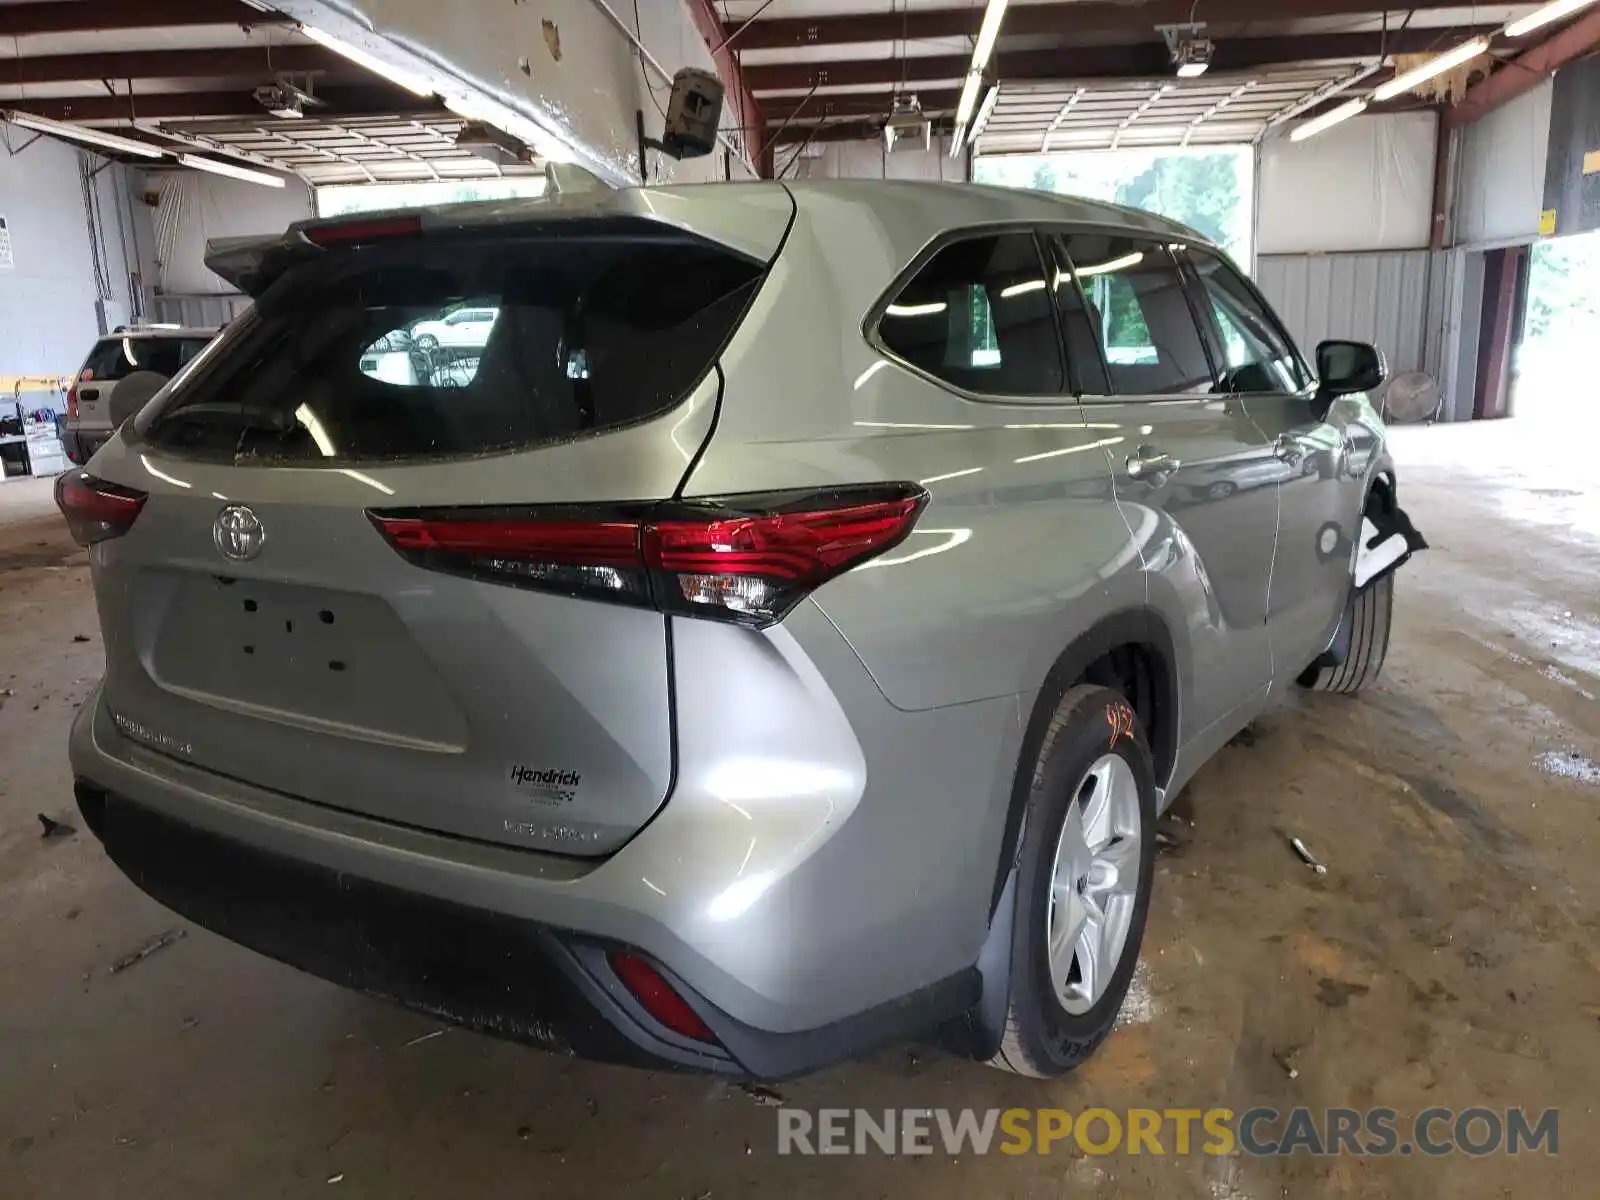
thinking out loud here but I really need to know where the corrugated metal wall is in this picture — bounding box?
[1256,250,1442,377]
[151,293,252,328]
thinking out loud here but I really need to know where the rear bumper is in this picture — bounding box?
[69,656,987,1077]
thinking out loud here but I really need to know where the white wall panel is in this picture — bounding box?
[1256,250,1440,376]
[1455,77,1552,246]
[151,172,316,295]
[1258,112,1437,254]
[0,139,147,383]
[794,137,966,182]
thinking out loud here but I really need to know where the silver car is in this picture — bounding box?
[60,181,1419,1079]
[64,326,216,464]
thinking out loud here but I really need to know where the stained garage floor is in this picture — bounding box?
[2,422,1597,1199]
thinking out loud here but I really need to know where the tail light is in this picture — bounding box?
[65,374,82,420]
[55,471,147,546]
[368,485,927,628]
[606,951,717,1044]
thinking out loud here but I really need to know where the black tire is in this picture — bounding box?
[988,684,1158,1078]
[1298,572,1393,694]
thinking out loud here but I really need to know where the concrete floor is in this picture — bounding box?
[2,421,1597,1198]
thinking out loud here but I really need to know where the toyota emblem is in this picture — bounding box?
[213,504,266,562]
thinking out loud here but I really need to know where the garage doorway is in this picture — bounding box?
[973,146,1254,263]
[1516,229,1600,428]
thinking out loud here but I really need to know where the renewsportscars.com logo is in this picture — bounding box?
[776,1107,1559,1158]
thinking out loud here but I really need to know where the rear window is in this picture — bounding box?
[136,224,765,464]
[82,335,211,382]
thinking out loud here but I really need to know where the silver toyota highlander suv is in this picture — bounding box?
[61,180,1421,1080]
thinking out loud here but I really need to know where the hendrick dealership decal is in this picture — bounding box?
[509,765,581,806]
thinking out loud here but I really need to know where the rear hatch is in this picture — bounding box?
[78,192,792,856]
[73,334,213,434]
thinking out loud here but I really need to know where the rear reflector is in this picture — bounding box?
[368,485,927,627]
[55,471,147,547]
[606,951,717,1044]
[304,214,423,247]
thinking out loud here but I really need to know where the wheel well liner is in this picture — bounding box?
[988,611,1178,917]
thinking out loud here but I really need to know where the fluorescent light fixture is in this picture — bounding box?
[1506,0,1598,36]
[339,468,395,495]
[955,71,984,128]
[1290,97,1368,142]
[853,360,889,390]
[178,153,286,188]
[884,301,948,317]
[1372,37,1491,102]
[1014,437,1125,466]
[1176,61,1210,78]
[1000,279,1047,298]
[919,467,984,484]
[971,0,1011,70]
[4,111,164,158]
[140,455,192,489]
[301,24,433,97]
[971,83,1001,142]
[295,405,336,457]
[1074,251,1145,278]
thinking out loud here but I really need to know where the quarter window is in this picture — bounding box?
[1186,249,1310,394]
[877,232,1064,396]
[1058,234,1213,396]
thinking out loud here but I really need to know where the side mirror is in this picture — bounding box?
[1317,340,1387,396]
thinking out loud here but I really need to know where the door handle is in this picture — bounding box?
[1126,446,1180,481]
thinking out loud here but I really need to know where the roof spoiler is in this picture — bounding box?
[204,232,316,298]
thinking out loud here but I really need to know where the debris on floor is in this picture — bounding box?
[1315,977,1370,1008]
[403,1028,449,1048]
[108,928,185,975]
[1288,835,1328,875]
[738,1082,785,1108]
[37,812,75,840]
[1273,1046,1301,1079]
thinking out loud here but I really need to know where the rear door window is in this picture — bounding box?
[82,336,211,382]
[137,222,764,464]
[1058,234,1215,396]
[875,232,1065,396]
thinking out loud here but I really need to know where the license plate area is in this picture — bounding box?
[145,571,463,748]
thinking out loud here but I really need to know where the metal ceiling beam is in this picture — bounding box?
[745,28,1496,92]
[0,0,291,37]
[1446,8,1600,128]
[771,118,954,145]
[761,88,962,122]
[0,46,351,87]
[9,86,442,125]
[681,0,770,173]
[727,0,1480,52]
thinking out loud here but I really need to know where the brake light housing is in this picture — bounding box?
[66,370,88,420]
[368,485,928,627]
[55,471,147,546]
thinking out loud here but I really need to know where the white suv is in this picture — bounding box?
[65,327,216,464]
[408,306,499,352]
